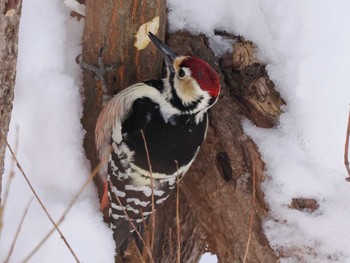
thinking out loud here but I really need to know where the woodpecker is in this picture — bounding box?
[94,32,220,252]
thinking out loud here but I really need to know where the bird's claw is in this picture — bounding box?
[76,47,120,93]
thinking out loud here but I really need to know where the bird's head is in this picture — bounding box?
[148,32,220,112]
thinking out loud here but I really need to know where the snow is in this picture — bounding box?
[200,252,218,263]
[168,0,350,262]
[0,0,114,262]
[2,0,350,262]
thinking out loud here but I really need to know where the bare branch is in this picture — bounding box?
[176,173,181,263]
[4,197,33,263]
[5,140,81,263]
[0,128,19,240]
[21,151,109,263]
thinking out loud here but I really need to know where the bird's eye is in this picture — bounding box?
[178,68,186,78]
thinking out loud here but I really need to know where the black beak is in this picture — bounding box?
[148,32,177,74]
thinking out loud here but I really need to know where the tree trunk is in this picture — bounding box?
[81,2,284,262]
[81,0,167,260]
[0,0,23,205]
[81,0,166,199]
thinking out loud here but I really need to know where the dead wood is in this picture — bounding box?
[221,40,285,128]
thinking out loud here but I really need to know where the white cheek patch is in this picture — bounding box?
[174,77,202,104]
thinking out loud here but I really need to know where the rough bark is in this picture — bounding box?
[0,0,23,205]
[81,2,284,262]
[221,40,285,128]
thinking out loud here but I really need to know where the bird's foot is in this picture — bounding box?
[76,47,120,93]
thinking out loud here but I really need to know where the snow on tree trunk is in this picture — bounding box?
[0,0,23,205]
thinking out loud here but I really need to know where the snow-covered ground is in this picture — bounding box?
[168,1,350,262]
[0,1,114,262]
[1,0,350,262]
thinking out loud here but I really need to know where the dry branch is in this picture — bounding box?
[0,129,18,239]
[21,151,110,262]
[140,129,156,253]
[4,197,33,263]
[6,141,81,263]
[176,176,181,263]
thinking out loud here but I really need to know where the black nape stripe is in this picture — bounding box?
[169,71,175,90]
[170,88,203,111]
[144,77,203,112]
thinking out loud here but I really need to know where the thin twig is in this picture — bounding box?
[243,158,256,263]
[21,153,109,263]
[176,178,181,263]
[113,192,152,263]
[5,140,81,263]
[345,107,350,181]
[174,159,184,263]
[139,208,148,239]
[4,197,34,263]
[140,129,156,252]
[135,242,145,263]
[0,127,19,238]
